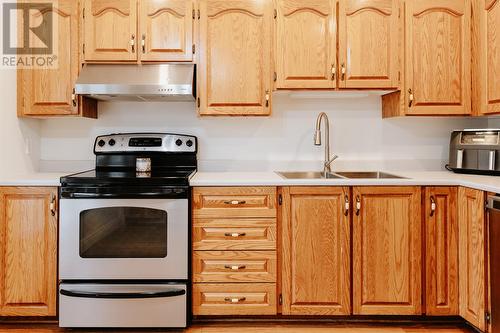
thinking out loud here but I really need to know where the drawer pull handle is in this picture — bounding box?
[224,265,246,270]
[224,200,246,205]
[224,232,246,238]
[224,297,246,303]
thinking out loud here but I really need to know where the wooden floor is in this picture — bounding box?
[0,323,475,333]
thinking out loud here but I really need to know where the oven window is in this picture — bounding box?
[79,207,168,258]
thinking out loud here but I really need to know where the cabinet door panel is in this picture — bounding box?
[282,187,350,315]
[17,0,79,116]
[84,0,137,61]
[338,0,400,88]
[473,0,500,115]
[424,187,459,316]
[139,0,193,61]
[353,186,421,315]
[458,187,486,331]
[405,0,471,115]
[198,0,272,115]
[276,0,336,89]
[0,188,57,316]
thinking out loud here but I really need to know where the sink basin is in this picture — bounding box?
[334,171,406,179]
[276,171,344,179]
[276,171,406,180]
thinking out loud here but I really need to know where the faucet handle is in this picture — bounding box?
[325,155,339,168]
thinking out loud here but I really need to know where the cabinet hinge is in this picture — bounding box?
[279,294,282,305]
[192,44,196,54]
[278,194,282,206]
[83,8,85,19]
[486,200,489,211]
[273,72,277,82]
[274,9,277,19]
[197,97,200,108]
[398,71,401,82]
[197,9,200,19]
[192,9,195,19]
[82,43,85,54]
[485,312,491,324]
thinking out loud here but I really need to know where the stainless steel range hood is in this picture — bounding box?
[75,64,195,102]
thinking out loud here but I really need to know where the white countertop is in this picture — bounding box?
[1,170,499,194]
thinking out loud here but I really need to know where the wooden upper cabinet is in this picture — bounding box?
[352,186,421,315]
[405,0,471,115]
[424,187,459,316]
[84,0,137,61]
[458,187,486,331]
[281,187,351,315]
[473,0,500,115]
[197,0,273,116]
[338,0,400,89]
[0,187,58,316]
[139,0,194,61]
[275,0,336,89]
[17,0,82,117]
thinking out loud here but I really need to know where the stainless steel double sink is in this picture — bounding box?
[276,171,406,180]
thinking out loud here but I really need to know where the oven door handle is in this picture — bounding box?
[60,288,186,299]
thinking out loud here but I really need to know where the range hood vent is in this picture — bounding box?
[75,64,196,102]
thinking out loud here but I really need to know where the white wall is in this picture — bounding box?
[0,69,40,174]
[38,93,488,172]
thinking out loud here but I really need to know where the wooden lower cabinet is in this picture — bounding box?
[352,186,422,315]
[281,187,351,315]
[458,187,486,331]
[0,187,58,316]
[424,187,459,316]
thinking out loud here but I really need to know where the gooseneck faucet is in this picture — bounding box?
[314,112,338,174]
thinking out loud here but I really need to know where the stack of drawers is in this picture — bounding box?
[192,187,278,315]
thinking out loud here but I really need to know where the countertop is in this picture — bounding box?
[0,171,499,194]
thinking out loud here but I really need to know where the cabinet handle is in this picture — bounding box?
[224,265,246,271]
[131,34,135,53]
[331,64,336,81]
[408,88,414,107]
[50,195,56,216]
[224,200,246,205]
[355,195,361,216]
[141,34,146,53]
[224,232,246,238]
[344,195,350,216]
[430,196,436,217]
[224,297,246,303]
[265,90,270,107]
[341,63,346,81]
[71,88,77,107]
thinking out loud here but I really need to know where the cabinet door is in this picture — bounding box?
[473,0,500,115]
[17,0,80,116]
[198,0,273,116]
[405,0,471,115]
[0,187,57,316]
[281,187,350,315]
[338,0,400,89]
[84,0,137,61]
[424,187,459,316]
[352,186,421,315]
[458,187,486,331]
[275,0,336,89]
[139,0,194,62]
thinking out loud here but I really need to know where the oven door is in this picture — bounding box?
[59,198,188,280]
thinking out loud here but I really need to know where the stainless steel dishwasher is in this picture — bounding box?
[488,195,500,333]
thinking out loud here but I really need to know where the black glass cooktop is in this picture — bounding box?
[61,169,195,186]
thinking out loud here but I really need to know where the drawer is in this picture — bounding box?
[192,187,277,218]
[192,283,276,315]
[193,218,276,250]
[193,251,276,283]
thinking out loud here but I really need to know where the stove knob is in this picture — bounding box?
[186,140,193,147]
[175,139,183,146]
[109,139,116,146]
[97,140,106,147]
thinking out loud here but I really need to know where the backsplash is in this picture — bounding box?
[38,93,487,173]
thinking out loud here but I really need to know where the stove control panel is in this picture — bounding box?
[94,133,197,154]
